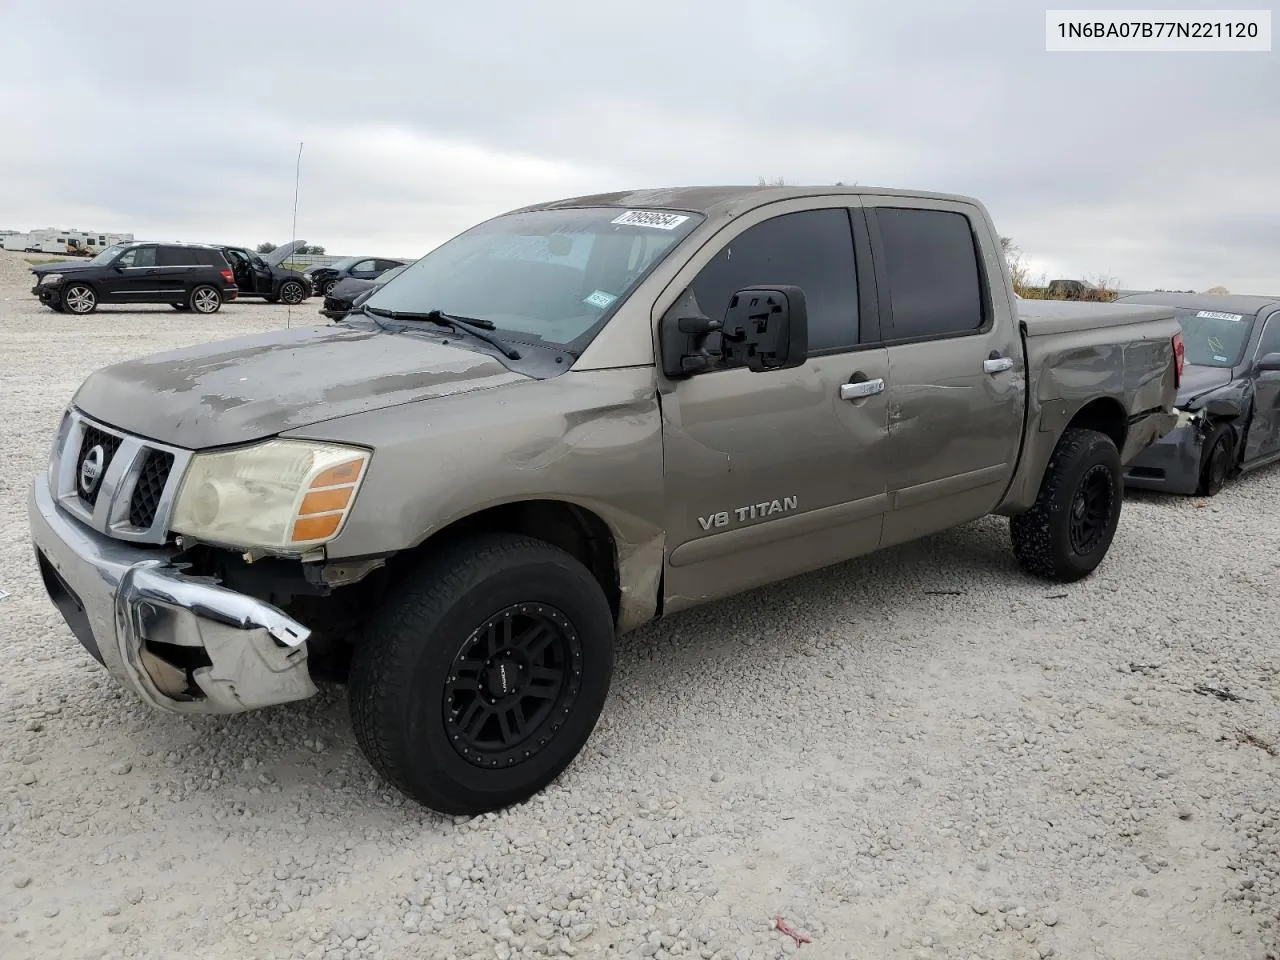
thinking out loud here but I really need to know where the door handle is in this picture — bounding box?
[984,357,1014,374]
[840,377,885,401]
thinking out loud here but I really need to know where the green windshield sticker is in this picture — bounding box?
[584,290,618,310]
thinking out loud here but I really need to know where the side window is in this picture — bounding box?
[1256,314,1280,359]
[377,259,403,272]
[158,246,193,267]
[874,207,984,340]
[687,208,860,353]
[116,246,157,268]
[353,259,377,272]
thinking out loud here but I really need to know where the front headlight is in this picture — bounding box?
[41,273,63,285]
[171,439,370,552]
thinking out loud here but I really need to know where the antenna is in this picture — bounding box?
[288,141,303,328]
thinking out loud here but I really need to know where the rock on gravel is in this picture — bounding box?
[1,247,1278,960]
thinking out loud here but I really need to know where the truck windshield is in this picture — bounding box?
[1176,309,1256,367]
[362,207,703,351]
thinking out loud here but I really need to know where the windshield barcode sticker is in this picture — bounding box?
[611,210,690,230]
[584,290,618,309]
[1196,310,1244,321]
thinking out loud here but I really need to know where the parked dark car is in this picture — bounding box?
[303,256,407,296]
[213,240,312,305]
[30,241,238,315]
[1118,292,1280,496]
[319,263,410,320]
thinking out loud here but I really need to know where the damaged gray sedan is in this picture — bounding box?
[1119,292,1280,496]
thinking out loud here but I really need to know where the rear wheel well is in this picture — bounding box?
[396,501,621,624]
[1066,398,1127,453]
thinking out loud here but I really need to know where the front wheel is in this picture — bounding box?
[189,284,222,314]
[61,283,97,315]
[321,279,338,296]
[1011,427,1122,583]
[349,533,616,815]
[1196,424,1234,497]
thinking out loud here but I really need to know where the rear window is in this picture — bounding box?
[874,207,985,340]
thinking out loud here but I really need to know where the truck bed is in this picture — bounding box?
[1018,299,1175,337]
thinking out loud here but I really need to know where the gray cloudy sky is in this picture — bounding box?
[1,0,1276,292]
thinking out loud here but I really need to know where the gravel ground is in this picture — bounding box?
[1,247,1278,960]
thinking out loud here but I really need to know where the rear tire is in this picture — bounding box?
[1196,424,1234,497]
[1011,427,1122,583]
[279,280,305,305]
[188,284,222,314]
[349,533,615,815]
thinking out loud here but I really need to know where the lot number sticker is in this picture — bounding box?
[1196,310,1244,322]
[611,210,690,230]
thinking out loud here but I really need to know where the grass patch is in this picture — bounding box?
[24,257,68,265]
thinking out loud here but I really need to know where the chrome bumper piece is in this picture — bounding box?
[28,475,317,714]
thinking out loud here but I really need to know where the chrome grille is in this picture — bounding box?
[48,409,192,545]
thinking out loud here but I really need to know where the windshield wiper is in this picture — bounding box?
[362,306,521,359]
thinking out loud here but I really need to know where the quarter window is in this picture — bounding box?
[874,207,984,340]
[687,208,860,352]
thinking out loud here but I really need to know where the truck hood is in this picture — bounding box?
[72,324,531,448]
[1176,365,1234,407]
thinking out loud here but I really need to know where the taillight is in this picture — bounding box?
[221,269,234,284]
[1172,330,1185,387]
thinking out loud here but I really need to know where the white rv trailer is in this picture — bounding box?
[7,228,134,255]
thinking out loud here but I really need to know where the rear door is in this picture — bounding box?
[862,198,1025,547]
[659,199,891,609]
[1244,308,1280,464]
[156,245,203,302]
[106,245,161,300]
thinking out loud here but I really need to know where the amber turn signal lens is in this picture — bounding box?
[291,514,342,542]
[311,460,363,488]
[299,488,352,515]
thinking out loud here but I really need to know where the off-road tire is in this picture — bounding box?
[1196,424,1234,497]
[188,284,222,314]
[349,533,615,815]
[1010,427,1122,583]
[61,283,97,315]
[278,280,305,305]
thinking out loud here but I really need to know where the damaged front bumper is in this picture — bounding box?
[28,476,318,715]
[1123,412,1206,495]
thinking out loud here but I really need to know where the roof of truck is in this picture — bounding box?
[509,185,984,219]
[1114,291,1280,314]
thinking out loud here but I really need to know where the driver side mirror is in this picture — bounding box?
[659,285,809,379]
[1256,352,1280,373]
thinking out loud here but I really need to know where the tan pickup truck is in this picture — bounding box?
[29,185,1183,814]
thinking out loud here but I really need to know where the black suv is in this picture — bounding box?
[214,240,313,305]
[30,241,238,315]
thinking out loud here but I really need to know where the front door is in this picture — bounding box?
[659,201,891,611]
[105,245,160,300]
[862,198,1026,547]
[1244,310,1280,464]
